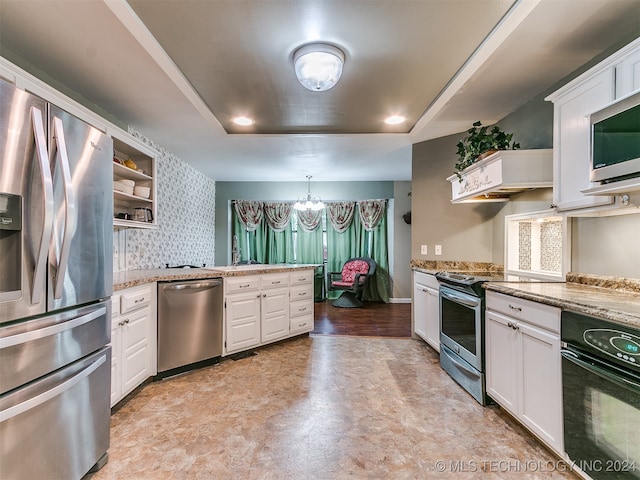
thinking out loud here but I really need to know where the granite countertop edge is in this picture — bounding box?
[484,282,640,328]
[113,264,318,291]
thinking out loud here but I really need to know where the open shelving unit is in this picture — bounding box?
[112,134,157,229]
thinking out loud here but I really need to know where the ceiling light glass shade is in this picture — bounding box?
[385,115,406,125]
[294,43,345,92]
[233,116,254,126]
[294,175,325,210]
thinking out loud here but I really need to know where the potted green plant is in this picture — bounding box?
[454,121,520,178]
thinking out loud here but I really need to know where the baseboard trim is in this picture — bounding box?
[389,297,411,304]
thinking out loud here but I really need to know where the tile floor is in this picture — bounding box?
[89,335,578,479]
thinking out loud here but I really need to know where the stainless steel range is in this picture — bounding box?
[436,271,504,405]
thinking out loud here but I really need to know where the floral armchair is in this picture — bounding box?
[328,257,377,308]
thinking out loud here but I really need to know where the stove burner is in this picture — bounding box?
[165,263,205,269]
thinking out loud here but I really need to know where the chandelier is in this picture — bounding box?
[294,176,325,211]
[293,43,345,92]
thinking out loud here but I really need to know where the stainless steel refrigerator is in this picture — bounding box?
[0,78,113,479]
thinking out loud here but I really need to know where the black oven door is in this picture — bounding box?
[439,286,483,371]
[562,347,640,479]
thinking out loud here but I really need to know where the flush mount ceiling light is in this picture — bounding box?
[294,175,325,211]
[293,43,345,92]
[385,115,406,125]
[232,116,254,126]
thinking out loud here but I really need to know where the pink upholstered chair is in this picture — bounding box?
[328,257,377,308]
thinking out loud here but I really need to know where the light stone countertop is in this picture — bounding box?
[113,264,318,291]
[410,258,640,329]
[484,280,640,329]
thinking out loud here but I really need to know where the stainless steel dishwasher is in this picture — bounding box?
[157,278,223,378]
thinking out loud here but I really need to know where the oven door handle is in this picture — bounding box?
[441,289,480,308]
[441,344,478,377]
[561,349,640,393]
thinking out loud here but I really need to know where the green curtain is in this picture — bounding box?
[265,222,295,264]
[326,207,390,302]
[296,227,324,264]
[232,208,294,264]
[232,210,267,263]
[362,213,390,303]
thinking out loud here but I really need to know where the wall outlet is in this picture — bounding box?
[435,244,442,256]
[420,244,428,255]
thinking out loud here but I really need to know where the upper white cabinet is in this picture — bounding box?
[447,150,552,204]
[546,37,640,214]
[111,132,157,229]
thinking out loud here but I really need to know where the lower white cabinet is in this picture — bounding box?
[485,291,563,453]
[224,269,314,355]
[110,283,157,407]
[413,271,440,351]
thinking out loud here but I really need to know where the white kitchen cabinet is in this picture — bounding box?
[225,276,261,354]
[413,271,440,352]
[546,36,640,214]
[223,269,315,355]
[547,69,615,212]
[260,285,289,343]
[289,271,314,335]
[485,291,562,454]
[110,283,157,407]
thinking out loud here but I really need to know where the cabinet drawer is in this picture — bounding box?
[290,284,313,302]
[260,273,289,290]
[290,270,314,285]
[225,276,260,294]
[486,291,560,333]
[414,271,439,289]
[290,313,313,334]
[120,285,152,314]
[290,299,313,318]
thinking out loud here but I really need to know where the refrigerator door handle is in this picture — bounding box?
[30,107,54,305]
[49,116,76,300]
[0,306,106,349]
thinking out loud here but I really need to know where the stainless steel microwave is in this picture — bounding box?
[590,89,640,183]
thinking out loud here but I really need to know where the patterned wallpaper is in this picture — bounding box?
[113,129,216,270]
[540,221,563,273]
[514,219,562,274]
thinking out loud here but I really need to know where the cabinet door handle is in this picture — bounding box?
[508,304,522,312]
[507,321,519,331]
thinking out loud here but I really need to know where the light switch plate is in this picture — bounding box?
[420,244,428,255]
[435,244,442,256]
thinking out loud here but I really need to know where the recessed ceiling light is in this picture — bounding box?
[233,116,254,126]
[385,115,406,125]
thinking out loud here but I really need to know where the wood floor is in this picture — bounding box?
[312,299,411,337]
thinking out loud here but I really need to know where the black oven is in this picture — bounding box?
[562,310,640,479]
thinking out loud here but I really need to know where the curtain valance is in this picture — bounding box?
[358,199,386,231]
[234,200,263,232]
[296,208,323,232]
[263,202,293,232]
[326,201,355,233]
